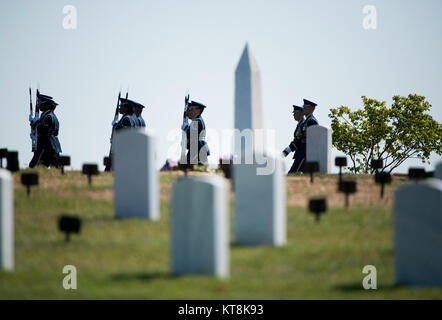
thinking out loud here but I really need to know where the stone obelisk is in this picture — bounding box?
[234,43,263,158]
[233,44,286,246]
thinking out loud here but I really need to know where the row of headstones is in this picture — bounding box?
[2,128,442,286]
[0,129,287,276]
[113,130,286,278]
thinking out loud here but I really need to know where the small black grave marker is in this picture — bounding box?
[20,172,39,197]
[6,151,19,173]
[303,162,319,183]
[0,148,8,168]
[59,156,71,175]
[58,215,82,242]
[335,156,347,186]
[308,198,327,223]
[374,172,392,199]
[408,168,426,182]
[82,163,99,185]
[338,180,357,208]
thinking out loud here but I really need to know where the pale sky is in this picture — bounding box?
[0,0,441,173]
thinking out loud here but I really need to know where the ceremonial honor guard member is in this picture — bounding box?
[181,100,210,165]
[133,101,146,127]
[29,93,62,168]
[282,104,305,173]
[113,98,137,132]
[302,98,319,128]
[284,99,319,173]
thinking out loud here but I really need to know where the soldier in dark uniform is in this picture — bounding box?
[106,97,138,171]
[286,99,319,173]
[181,100,210,165]
[133,102,146,127]
[302,98,319,129]
[282,104,305,173]
[29,94,62,168]
[113,98,137,132]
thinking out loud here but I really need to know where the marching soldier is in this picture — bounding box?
[29,93,62,168]
[302,98,319,128]
[283,99,319,173]
[133,102,146,127]
[105,97,139,171]
[181,100,210,165]
[113,98,137,131]
[282,104,305,173]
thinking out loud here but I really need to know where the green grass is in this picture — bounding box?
[1,169,441,299]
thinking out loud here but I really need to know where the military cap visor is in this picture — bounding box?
[37,94,58,106]
[292,105,303,113]
[187,100,207,110]
[119,98,145,108]
[303,99,317,107]
[37,94,53,100]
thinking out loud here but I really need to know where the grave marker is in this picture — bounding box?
[58,215,82,242]
[234,153,286,246]
[20,172,39,197]
[309,198,327,223]
[6,151,19,173]
[306,125,332,174]
[114,129,159,220]
[303,161,319,183]
[374,172,391,199]
[0,169,13,271]
[59,156,71,175]
[171,175,229,278]
[394,179,442,286]
[339,180,357,208]
[335,156,347,186]
[0,149,7,168]
[82,163,99,185]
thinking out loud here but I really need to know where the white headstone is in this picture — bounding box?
[394,180,442,286]
[306,125,332,173]
[114,129,159,220]
[234,43,263,157]
[436,161,442,180]
[234,153,286,246]
[0,169,13,271]
[171,175,229,278]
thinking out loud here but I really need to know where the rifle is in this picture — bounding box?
[113,91,121,123]
[36,87,40,118]
[29,87,38,152]
[180,93,190,163]
[109,90,122,154]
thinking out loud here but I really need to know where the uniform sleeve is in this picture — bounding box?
[306,118,318,127]
[287,124,302,152]
[38,115,53,135]
[115,116,132,131]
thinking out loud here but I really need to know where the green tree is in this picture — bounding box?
[328,94,442,174]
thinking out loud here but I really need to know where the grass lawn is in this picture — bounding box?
[1,167,441,299]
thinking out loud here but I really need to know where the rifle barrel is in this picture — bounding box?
[29,88,33,116]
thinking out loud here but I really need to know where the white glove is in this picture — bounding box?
[29,115,39,123]
[112,120,119,126]
[282,146,291,157]
[181,122,190,130]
